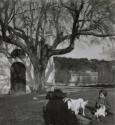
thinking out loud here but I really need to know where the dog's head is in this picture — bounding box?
[67,100,73,109]
[81,100,88,108]
[84,100,88,106]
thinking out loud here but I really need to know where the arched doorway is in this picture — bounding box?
[10,62,26,94]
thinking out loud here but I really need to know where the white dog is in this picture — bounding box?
[95,104,107,118]
[63,98,88,116]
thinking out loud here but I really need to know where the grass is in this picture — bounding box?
[0,94,45,125]
[0,88,115,125]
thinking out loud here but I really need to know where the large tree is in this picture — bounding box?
[0,0,115,92]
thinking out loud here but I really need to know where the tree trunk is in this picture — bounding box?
[29,50,49,93]
[33,67,46,93]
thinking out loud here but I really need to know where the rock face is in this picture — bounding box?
[26,85,31,94]
[45,57,55,85]
[0,53,10,94]
[0,75,10,94]
[10,62,26,94]
[0,53,32,94]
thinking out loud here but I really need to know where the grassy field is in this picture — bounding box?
[0,87,115,125]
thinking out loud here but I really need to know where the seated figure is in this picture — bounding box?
[43,89,79,125]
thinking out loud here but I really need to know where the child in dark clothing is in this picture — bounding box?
[43,89,79,125]
[95,89,111,115]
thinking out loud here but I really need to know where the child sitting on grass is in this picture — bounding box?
[93,88,113,122]
[95,89,111,115]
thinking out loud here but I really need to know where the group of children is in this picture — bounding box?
[43,88,113,125]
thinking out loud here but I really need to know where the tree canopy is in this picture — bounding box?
[0,0,115,56]
[0,0,115,91]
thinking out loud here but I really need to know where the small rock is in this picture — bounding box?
[33,97,38,100]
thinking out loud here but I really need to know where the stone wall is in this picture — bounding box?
[54,57,115,86]
[0,54,10,94]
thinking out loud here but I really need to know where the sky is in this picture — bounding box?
[58,37,115,61]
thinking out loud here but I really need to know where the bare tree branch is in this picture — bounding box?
[0,35,28,53]
[51,31,115,51]
[78,31,115,37]
[35,9,44,46]
[51,32,64,49]
[49,41,74,56]
[7,25,27,41]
